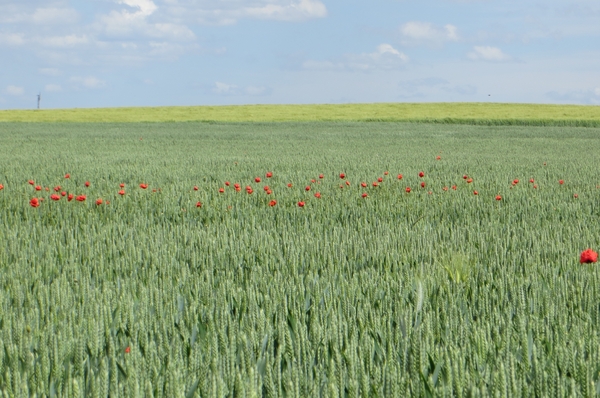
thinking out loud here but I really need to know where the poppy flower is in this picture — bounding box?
[264,185,270,191]
[559,180,564,185]
[340,173,345,179]
[28,180,34,185]
[120,183,125,188]
[61,191,66,197]
[118,190,125,196]
[361,182,367,188]
[54,186,61,192]
[0,184,3,190]
[533,185,538,189]
[193,186,198,191]
[397,174,403,180]
[345,181,350,186]
[580,249,598,264]
[269,200,277,207]
[442,187,448,191]
[436,156,441,160]
[452,185,457,190]
[463,175,468,180]
[96,199,103,206]
[64,174,70,179]
[377,177,383,183]
[287,183,292,188]
[574,193,578,198]
[234,183,240,189]
[29,198,40,208]
[219,188,225,193]
[139,183,148,189]
[473,191,478,195]
[196,202,202,208]
[467,178,473,184]
[305,186,311,191]
[314,192,321,198]
[245,185,252,191]
[85,181,90,187]
[50,194,60,201]
[125,346,131,354]
[225,181,231,186]
[421,182,426,188]
[35,185,42,191]
[339,185,344,189]
[362,193,368,198]
[266,190,272,195]
[495,195,502,201]
[319,174,324,179]
[246,189,253,194]
[311,179,316,183]
[45,187,49,192]
[76,195,86,202]
[419,171,425,178]
[68,194,74,201]
[405,187,411,193]
[372,182,378,187]
[255,177,261,183]
[529,179,534,183]
[513,179,519,185]
[235,187,241,192]
[266,172,273,178]
[298,201,305,207]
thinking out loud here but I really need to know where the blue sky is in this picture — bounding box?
[1,0,599,109]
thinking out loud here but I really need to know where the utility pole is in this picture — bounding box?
[37,92,41,109]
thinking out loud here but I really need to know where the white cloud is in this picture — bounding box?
[468,46,512,62]
[211,82,271,96]
[6,85,25,96]
[44,84,62,92]
[0,33,26,46]
[400,22,459,46]
[38,35,89,48]
[303,44,408,72]
[244,0,327,21]
[213,81,238,95]
[31,8,80,25]
[39,68,61,76]
[71,76,105,89]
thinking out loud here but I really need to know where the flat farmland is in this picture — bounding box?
[1,121,600,396]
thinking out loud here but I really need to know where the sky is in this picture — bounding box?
[1,0,599,109]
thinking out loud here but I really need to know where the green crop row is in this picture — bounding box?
[0,122,599,396]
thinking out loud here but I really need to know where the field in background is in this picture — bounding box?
[1,121,600,396]
[1,102,600,125]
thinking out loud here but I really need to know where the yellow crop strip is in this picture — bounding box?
[1,102,600,124]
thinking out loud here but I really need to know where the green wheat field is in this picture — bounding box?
[1,104,600,396]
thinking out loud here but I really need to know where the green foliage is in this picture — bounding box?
[0,121,600,396]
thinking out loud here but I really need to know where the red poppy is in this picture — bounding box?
[85,181,90,187]
[397,174,403,180]
[529,179,534,183]
[345,181,350,186]
[45,187,49,191]
[50,194,60,201]
[28,180,34,185]
[139,183,148,189]
[305,186,311,191]
[419,171,425,178]
[452,185,457,190]
[235,187,241,192]
[196,202,202,208]
[30,198,40,207]
[339,185,344,189]
[559,180,564,185]
[0,184,3,190]
[125,346,131,354]
[225,181,231,186]
[340,173,345,179]
[68,194,74,201]
[311,179,316,183]
[54,186,61,192]
[287,183,293,188]
[246,189,253,194]
[298,201,305,207]
[372,182,378,187]
[96,199,103,206]
[384,171,389,175]
[533,185,538,189]
[463,175,468,180]
[495,195,502,201]
[319,174,324,179]
[118,190,125,196]
[513,179,519,185]
[120,183,125,188]
[436,156,441,160]
[269,200,277,207]
[473,191,478,195]
[35,185,42,191]
[314,192,321,198]
[266,172,273,178]
[361,182,367,188]
[442,187,448,191]
[377,177,383,183]
[193,186,198,191]
[467,178,473,184]
[580,249,598,264]
[61,191,66,196]
[405,187,411,193]
[420,182,426,188]
[64,174,70,179]
[263,185,270,191]
[234,183,240,189]
[573,193,578,198]
[255,177,261,183]
[219,188,225,193]
[266,190,272,195]
[76,195,86,202]
[362,193,368,198]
